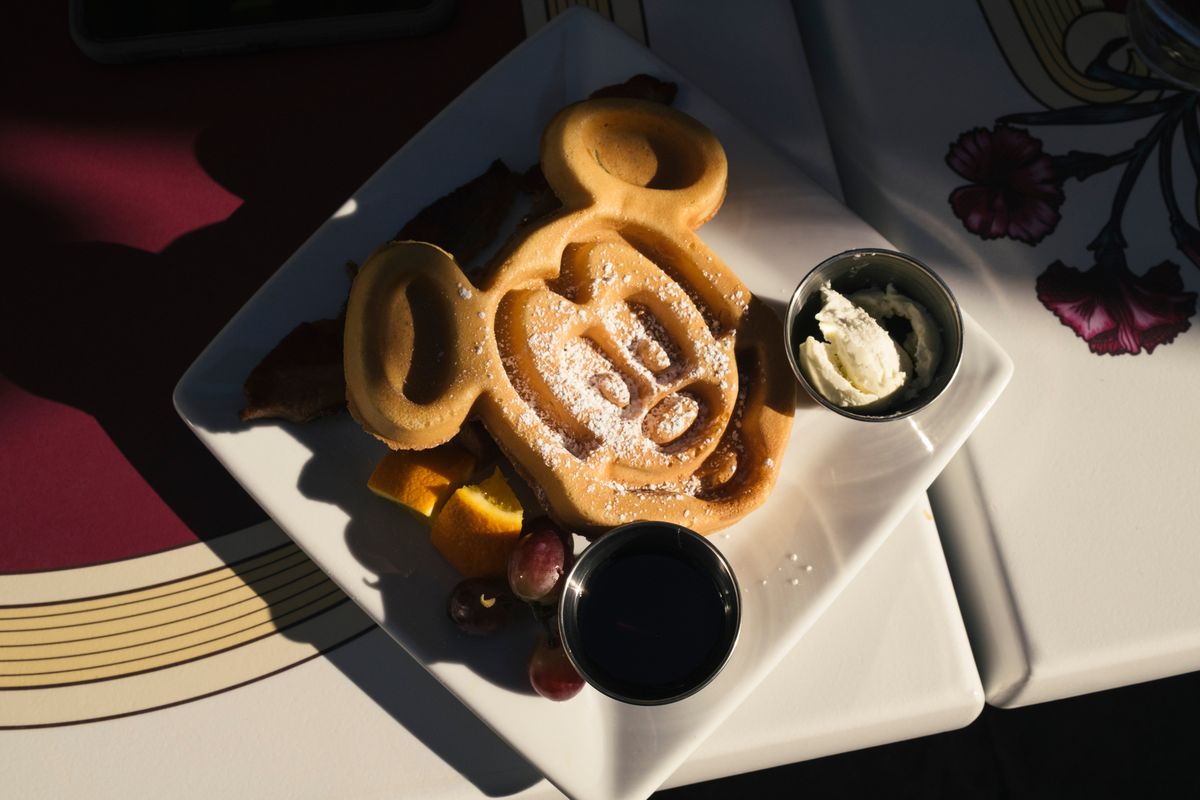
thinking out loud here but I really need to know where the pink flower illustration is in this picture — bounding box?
[1036,259,1197,355]
[947,126,1064,245]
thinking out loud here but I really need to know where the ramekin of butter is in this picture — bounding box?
[785,249,963,421]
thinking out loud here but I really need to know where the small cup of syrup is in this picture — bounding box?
[557,521,741,705]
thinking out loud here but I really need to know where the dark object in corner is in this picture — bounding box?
[395,159,522,267]
[241,317,346,423]
[589,74,677,105]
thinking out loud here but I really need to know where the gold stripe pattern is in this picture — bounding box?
[0,545,348,689]
[1010,0,1154,104]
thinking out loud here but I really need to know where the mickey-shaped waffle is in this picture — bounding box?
[344,98,795,534]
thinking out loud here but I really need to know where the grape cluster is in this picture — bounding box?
[446,519,584,701]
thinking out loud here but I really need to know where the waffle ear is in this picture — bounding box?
[540,98,728,230]
[343,242,485,449]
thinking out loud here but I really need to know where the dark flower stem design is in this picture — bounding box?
[1089,104,1182,260]
[946,35,1200,355]
[1050,148,1136,183]
[1083,37,1178,91]
[1158,109,1187,225]
[1181,109,1200,173]
[999,96,1178,125]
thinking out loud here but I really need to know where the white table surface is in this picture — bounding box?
[791,0,1200,707]
[4,500,981,799]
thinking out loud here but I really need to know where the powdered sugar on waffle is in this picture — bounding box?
[498,246,739,501]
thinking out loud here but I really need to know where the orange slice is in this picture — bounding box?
[430,469,524,577]
[367,443,477,520]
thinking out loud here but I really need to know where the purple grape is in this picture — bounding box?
[447,577,514,635]
[528,633,584,701]
[508,522,570,604]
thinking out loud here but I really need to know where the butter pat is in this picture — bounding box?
[850,284,942,395]
[798,284,913,409]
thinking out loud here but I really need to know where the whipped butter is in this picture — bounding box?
[851,284,942,396]
[798,282,941,411]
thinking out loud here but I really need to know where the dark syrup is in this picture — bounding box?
[576,551,730,694]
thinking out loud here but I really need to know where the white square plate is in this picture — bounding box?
[175,10,1011,800]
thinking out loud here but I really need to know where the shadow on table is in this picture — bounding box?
[258,410,548,794]
[317,630,545,797]
[0,2,542,792]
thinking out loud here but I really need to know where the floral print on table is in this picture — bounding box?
[946,37,1197,355]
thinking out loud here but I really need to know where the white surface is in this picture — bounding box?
[793,0,1200,707]
[175,9,1009,800]
[3,500,982,800]
[645,0,843,201]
